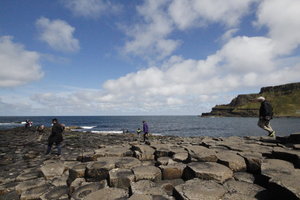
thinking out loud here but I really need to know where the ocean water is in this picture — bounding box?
[0,116,299,137]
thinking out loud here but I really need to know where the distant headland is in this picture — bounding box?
[201,82,300,117]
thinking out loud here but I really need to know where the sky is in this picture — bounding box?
[0,0,300,116]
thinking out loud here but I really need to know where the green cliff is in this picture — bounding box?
[201,82,300,117]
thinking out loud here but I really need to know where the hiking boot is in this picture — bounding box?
[268,131,276,137]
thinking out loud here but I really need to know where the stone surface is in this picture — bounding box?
[130,180,168,196]
[15,178,46,194]
[133,165,162,182]
[216,151,247,172]
[40,185,69,200]
[174,178,227,200]
[184,162,233,183]
[20,184,50,200]
[84,188,128,200]
[223,179,265,198]
[233,172,255,183]
[16,168,41,181]
[94,145,133,157]
[115,157,141,169]
[159,163,186,180]
[41,160,66,179]
[70,181,107,200]
[185,146,218,162]
[238,152,264,173]
[85,157,117,181]
[132,145,155,161]
[108,168,135,189]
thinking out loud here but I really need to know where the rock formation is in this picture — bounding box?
[202,82,300,117]
[0,127,300,199]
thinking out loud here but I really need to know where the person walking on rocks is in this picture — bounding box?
[142,121,149,142]
[46,118,65,156]
[257,96,276,137]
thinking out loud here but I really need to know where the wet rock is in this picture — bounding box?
[185,146,218,162]
[20,184,51,200]
[41,160,66,180]
[216,151,247,172]
[85,157,117,181]
[133,165,162,182]
[174,178,227,200]
[70,181,107,200]
[132,145,155,161]
[40,185,69,200]
[84,187,128,200]
[94,145,133,157]
[108,168,135,189]
[115,157,141,169]
[159,163,186,180]
[183,162,233,183]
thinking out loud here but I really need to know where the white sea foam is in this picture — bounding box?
[80,126,96,129]
[91,130,123,134]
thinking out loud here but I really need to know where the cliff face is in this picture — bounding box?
[201,82,300,117]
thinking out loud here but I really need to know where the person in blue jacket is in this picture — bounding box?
[142,121,149,142]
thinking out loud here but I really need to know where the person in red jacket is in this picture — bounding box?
[257,96,275,137]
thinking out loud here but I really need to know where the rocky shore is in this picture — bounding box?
[0,127,300,200]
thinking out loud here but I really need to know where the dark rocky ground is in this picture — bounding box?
[0,127,300,200]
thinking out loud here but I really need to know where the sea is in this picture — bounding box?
[0,116,299,137]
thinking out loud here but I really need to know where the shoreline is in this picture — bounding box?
[0,127,300,199]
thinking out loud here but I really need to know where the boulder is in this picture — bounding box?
[159,163,186,180]
[132,145,155,161]
[40,160,66,180]
[216,151,247,172]
[185,146,217,162]
[174,178,227,200]
[84,188,128,200]
[183,162,233,183]
[133,166,162,182]
[108,168,135,189]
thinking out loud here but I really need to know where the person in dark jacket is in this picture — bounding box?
[257,96,275,137]
[46,118,65,155]
[142,121,149,142]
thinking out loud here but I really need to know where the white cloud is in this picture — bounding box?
[36,17,80,53]
[255,0,300,55]
[168,0,257,29]
[60,0,121,18]
[123,0,257,62]
[0,36,43,87]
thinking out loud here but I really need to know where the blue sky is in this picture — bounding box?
[0,0,300,116]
